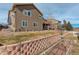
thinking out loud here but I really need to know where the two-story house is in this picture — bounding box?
[8,3,44,32]
[8,3,61,32]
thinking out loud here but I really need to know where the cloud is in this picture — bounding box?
[39,4,79,25]
[0,3,12,24]
[0,3,79,27]
[35,3,79,24]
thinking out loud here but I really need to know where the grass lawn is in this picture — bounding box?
[0,30,57,45]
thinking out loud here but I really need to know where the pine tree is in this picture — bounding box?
[63,20,68,30]
[62,20,73,31]
[67,21,73,31]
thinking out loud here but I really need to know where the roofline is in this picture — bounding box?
[12,3,43,16]
[47,18,61,23]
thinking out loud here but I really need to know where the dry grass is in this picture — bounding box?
[64,33,78,40]
[71,44,79,55]
[0,30,58,45]
[64,32,79,55]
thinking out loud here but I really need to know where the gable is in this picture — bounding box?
[12,4,43,16]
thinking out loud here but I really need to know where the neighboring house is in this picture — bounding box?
[8,3,61,32]
[47,17,61,30]
[0,24,8,31]
[43,17,61,30]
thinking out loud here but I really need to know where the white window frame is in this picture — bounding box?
[21,20,28,28]
[23,9,32,16]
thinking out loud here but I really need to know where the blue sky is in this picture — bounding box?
[0,3,12,24]
[0,3,79,28]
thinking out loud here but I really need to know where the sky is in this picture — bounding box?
[0,3,79,28]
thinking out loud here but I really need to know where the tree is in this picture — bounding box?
[0,24,3,31]
[63,20,68,30]
[67,21,73,31]
[0,24,8,31]
[62,20,73,31]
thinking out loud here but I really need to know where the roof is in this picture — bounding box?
[43,20,51,24]
[11,3,43,15]
[47,17,61,23]
[43,17,61,25]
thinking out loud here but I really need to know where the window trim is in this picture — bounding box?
[23,9,32,16]
[33,21,38,27]
[21,20,28,28]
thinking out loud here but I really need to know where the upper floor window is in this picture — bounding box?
[23,9,32,16]
[21,20,27,28]
[39,16,44,19]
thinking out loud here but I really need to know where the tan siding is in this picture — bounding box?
[14,7,43,31]
[9,11,16,31]
[9,4,61,32]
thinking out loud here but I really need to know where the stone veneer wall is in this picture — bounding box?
[0,34,60,55]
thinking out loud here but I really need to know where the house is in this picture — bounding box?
[43,17,61,30]
[8,3,44,32]
[47,17,61,30]
[0,24,8,31]
[8,3,61,32]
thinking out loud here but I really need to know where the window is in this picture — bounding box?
[28,12,31,16]
[23,9,32,16]
[39,16,43,19]
[21,20,27,28]
[33,22,38,27]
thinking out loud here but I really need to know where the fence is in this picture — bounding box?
[0,34,60,55]
[0,33,73,55]
[40,39,73,55]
